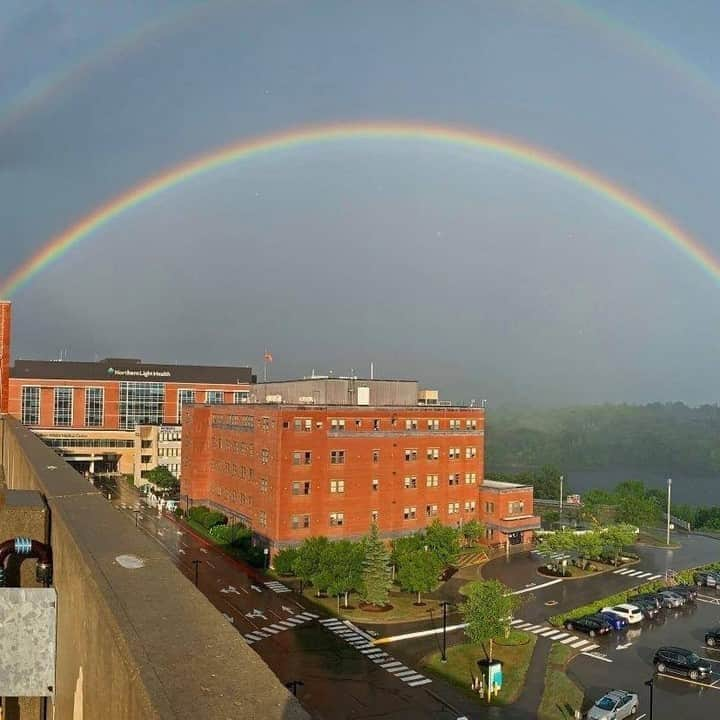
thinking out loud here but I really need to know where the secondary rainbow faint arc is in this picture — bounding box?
[1,121,714,298]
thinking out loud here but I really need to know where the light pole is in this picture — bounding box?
[559,475,564,518]
[644,678,654,720]
[666,477,672,546]
[134,509,140,529]
[192,559,202,587]
[440,601,450,663]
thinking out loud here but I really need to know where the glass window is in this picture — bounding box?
[371,510,379,523]
[427,418,440,431]
[449,419,461,431]
[372,449,380,463]
[404,449,418,461]
[404,476,417,489]
[292,481,311,495]
[403,507,416,520]
[405,419,418,430]
[329,512,344,527]
[258,510,267,527]
[178,389,195,422]
[509,501,525,515]
[485,501,495,513]
[120,382,165,429]
[206,390,224,404]
[426,474,439,487]
[426,504,438,517]
[466,418,477,430]
[233,390,249,404]
[465,447,477,459]
[330,418,346,431]
[426,447,439,460]
[448,502,460,515]
[53,387,73,427]
[293,451,312,465]
[330,450,345,464]
[449,447,460,460]
[21,386,40,425]
[449,473,460,486]
[372,479,379,491]
[330,480,345,493]
[464,500,476,512]
[291,514,310,529]
[465,472,476,484]
[84,387,104,427]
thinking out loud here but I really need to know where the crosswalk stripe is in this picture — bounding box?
[381,661,403,669]
[262,627,280,634]
[298,613,316,620]
[571,639,589,649]
[279,621,296,628]
[531,627,548,634]
[361,648,380,654]
[402,674,425,682]
[540,629,559,637]
[246,633,263,641]
[269,624,286,631]
[408,678,433,687]
[510,619,524,626]
[649,574,662,580]
[304,612,320,618]
[561,636,578,644]
[245,639,254,645]
[254,631,270,638]
[389,666,410,674]
[638,572,653,578]
[524,624,542,632]
[615,569,631,575]
[627,570,643,577]
[584,644,599,651]
[552,633,569,641]
[396,670,417,678]
[515,622,533,629]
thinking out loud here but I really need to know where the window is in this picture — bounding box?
[371,510,379,523]
[329,512,344,527]
[53,387,73,427]
[372,449,380,463]
[258,511,267,527]
[292,481,311,495]
[465,447,477,459]
[426,474,439,487]
[485,502,495,513]
[141,440,152,449]
[372,479,379,491]
[330,418,346,431]
[427,418,439,431]
[448,447,460,460]
[120,382,164,429]
[293,451,312,465]
[403,507,416,520]
[464,500,476,512]
[355,419,362,428]
[448,502,460,515]
[294,418,312,432]
[404,476,417,489]
[465,472,477,484]
[426,447,439,460]
[485,527,495,539]
[509,500,525,515]
[405,419,418,430]
[260,478,269,493]
[291,514,310,529]
[426,504,438,517]
[404,448,418,461]
[260,448,270,464]
[233,390,249,404]
[449,419,461,431]
[373,419,381,430]
[330,479,345,493]
[206,390,224,404]
[330,450,345,464]
[177,389,196,422]
[84,387,104,427]
[141,455,152,464]
[21,387,40,425]
[448,473,460,486]
[466,418,477,430]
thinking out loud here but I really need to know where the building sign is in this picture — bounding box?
[107,367,171,378]
[566,494,581,505]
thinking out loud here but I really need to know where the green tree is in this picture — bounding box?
[273,547,299,575]
[397,550,443,604]
[461,580,520,662]
[461,519,484,547]
[615,493,659,526]
[391,534,425,570]
[574,531,603,561]
[323,541,364,607]
[424,520,460,568]
[530,465,564,501]
[602,524,637,565]
[361,524,392,607]
[145,465,178,491]
[294,536,330,594]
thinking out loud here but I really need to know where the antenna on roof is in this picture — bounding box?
[370,362,374,380]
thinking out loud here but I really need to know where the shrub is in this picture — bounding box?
[188,506,210,524]
[210,523,251,548]
[173,507,184,519]
[274,547,299,575]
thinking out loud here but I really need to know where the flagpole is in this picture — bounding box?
[263,350,268,383]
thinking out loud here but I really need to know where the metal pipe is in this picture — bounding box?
[0,537,53,587]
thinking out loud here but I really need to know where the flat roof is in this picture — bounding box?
[256,377,417,384]
[11,358,253,384]
[482,479,531,490]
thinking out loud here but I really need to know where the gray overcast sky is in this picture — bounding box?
[2,0,720,406]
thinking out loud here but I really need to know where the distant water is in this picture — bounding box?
[559,469,720,506]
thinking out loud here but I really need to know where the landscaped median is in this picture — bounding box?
[538,644,584,720]
[421,629,537,705]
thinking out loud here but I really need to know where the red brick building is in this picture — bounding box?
[0,301,10,414]
[181,391,488,550]
[478,479,540,548]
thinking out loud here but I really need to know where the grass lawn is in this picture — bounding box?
[636,530,681,549]
[538,644,584,720]
[422,630,536,705]
[300,586,445,623]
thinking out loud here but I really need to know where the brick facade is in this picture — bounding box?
[478,480,540,547]
[181,404,486,548]
[0,302,10,414]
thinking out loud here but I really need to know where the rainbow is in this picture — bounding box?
[1,121,714,298]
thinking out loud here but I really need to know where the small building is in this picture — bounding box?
[134,424,183,486]
[478,479,541,549]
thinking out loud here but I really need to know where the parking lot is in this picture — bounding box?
[569,594,720,717]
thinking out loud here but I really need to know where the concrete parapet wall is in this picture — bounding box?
[0,416,308,720]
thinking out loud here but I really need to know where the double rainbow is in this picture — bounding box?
[1,121,713,298]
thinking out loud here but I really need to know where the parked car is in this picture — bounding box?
[586,690,639,720]
[600,604,644,625]
[654,646,713,681]
[628,592,663,610]
[657,590,685,608]
[564,615,613,638]
[662,584,697,602]
[594,611,629,631]
[705,627,720,648]
[626,597,660,620]
[694,571,720,588]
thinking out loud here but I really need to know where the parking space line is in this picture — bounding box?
[657,673,720,690]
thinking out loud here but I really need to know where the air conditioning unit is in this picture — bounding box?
[266,394,282,404]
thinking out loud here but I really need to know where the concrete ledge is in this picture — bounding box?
[1,416,308,720]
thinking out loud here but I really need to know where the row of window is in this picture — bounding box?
[43,438,135,449]
[483,501,525,514]
[290,473,478,495]
[289,502,476,529]
[291,417,479,432]
[21,386,249,428]
[292,447,478,465]
[158,446,180,457]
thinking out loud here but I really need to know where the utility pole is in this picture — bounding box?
[644,678,654,720]
[440,601,450,663]
[666,478,672,546]
[559,474,564,518]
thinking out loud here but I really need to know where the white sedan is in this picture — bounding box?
[600,603,644,625]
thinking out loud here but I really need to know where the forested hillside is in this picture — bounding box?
[486,403,720,474]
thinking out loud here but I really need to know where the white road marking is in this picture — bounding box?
[395,670,417,678]
[206,561,216,569]
[389,666,410,674]
[510,619,524,626]
[649,574,663,580]
[408,678,433,687]
[222,612,234,624]
[561,636,578,644]
[382,661,403,669]
[531,627,548,634]
[509,578,563,595]
[583,644,599,652]
[199,547,208,554]
[402,674,425,682]
[582,652,612,663]
[570,639,589,649]
[374,622,468,644]
[515,622,533,630]
[638,572,653,578]
[541,629,561,638]
[552,633,569,641]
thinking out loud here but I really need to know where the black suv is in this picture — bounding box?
[628,597,660,620]
[628,592,663,610]
[564,615,613,637]
[706,628,720,648]
[661,584,697,603]
[654,646,713,681]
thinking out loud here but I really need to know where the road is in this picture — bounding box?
[101,480,483,720]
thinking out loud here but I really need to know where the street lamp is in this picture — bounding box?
[559,475,564,519]
[644,678,654,720]
[192,559,202,587]
[134,509,140,529]
[439,601,451,663]
[666,478,672,546]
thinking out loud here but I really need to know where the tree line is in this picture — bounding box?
[487,403,720,474]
